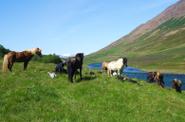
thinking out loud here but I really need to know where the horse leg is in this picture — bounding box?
[8,62,13,72]
[24,62,28,70]
[109,70,112,77]
[71,70,75,83]
[69,68,74,83]
[67,64,72,82]
[118,69,120,76]
[68,69,72,82]
[8,58,15,72]
[80,67,82,80]
[107,69,110,76]
[108,69,112,76]
[74,70,76,81]
[68,72,73,83]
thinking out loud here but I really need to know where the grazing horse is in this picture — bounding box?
[172,79,182,93]
[107,57,127,76]
[2,48,42,72]
[147,72,156,83]
[102,61,109,71]
[147,72,165,88]
[67,53,84,83]
[154,72,165,88]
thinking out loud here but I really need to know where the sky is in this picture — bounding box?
[0,0,178,56]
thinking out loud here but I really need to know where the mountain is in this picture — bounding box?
[86,0,185,73]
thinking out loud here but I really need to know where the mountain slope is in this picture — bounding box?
[86,0,185,73]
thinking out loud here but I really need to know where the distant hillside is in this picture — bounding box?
[86,0,185,73]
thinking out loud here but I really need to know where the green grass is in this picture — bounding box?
[86,17,185,73]
[0,61,185,121]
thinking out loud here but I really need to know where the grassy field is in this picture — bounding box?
[86,18,185,73]
[0,61,185,122]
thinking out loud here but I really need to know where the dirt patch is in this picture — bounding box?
[165,30,179,37]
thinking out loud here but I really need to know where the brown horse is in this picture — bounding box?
[2,48,42,72]
[147,71,164,88]
[172,79,182,93]
[154,72,165,88]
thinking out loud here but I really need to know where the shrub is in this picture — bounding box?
[33,54,62,64]
[0,44,11,57]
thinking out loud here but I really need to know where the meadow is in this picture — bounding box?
[0,61,185,122]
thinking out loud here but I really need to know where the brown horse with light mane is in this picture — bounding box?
[2,48,42,72]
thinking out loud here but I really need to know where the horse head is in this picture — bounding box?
[75,53,84,62]
[172,79,182,93]
[123,57,128,67]
[28,48,42,57]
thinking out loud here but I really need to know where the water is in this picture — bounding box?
[88,63,185,90]
[88,63,102,70]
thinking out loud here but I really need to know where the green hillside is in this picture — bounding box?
[0,61,185,121]
[86,17,185,73]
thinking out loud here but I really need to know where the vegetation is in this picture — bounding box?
[0,44,10,58]
[86,17,185,73]
[0,61,185,121]
[32,54,62,64]
[0,13,184,122]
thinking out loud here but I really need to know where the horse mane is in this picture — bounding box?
[25,48,42,55]
[117,58,123,63]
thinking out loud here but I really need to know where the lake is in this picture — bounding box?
[88,63,185,90]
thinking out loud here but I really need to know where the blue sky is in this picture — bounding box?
[0,0,178,55]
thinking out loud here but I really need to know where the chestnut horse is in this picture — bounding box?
[147,72,165,88]
[2,48,42,72]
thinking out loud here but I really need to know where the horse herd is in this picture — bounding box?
[102,59,182,93]
[1,48,183,92]
[2,48,84,83]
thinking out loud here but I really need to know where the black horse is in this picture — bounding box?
[67,53,84,83]
[123,57,128,67]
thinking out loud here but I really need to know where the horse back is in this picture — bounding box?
[15,51,33,62]
[5,51,16,61]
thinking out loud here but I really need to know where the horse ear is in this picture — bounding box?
[37,48,42,52]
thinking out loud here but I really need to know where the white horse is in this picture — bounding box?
[107,58,127,76]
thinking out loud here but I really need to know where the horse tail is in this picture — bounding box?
[2,54,9,72]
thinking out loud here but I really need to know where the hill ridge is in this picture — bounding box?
[100,0,185,51]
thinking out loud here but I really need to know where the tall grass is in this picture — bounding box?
[0,61,185,121]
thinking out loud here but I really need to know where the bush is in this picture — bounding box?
[33,54,62,64]
[0,44,11,57]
